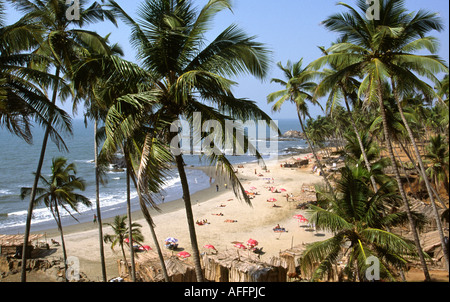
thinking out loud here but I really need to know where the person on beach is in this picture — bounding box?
[93,214,97,224]
[216,184,219,192]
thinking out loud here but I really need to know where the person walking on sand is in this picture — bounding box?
[216,184,219,192]
[93,214,97,224]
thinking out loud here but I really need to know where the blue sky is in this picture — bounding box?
[4,0,450,121]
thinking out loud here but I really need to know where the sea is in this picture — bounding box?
[0,118,308,234]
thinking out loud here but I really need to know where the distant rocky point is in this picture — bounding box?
[282,130,305,139]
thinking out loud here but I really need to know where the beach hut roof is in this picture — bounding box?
[0,234,44,247]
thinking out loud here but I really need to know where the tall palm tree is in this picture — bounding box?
[8,0,118,282]
[20,157,91,281]
[96,52,172,282]
[301,164,426,281]
[71,39,126,282]
[314,45,380,193]
[104,215,144,272]
[107,0,272,282]
[0,0,70,145]
[313,0,449,279]
[268,59,334,194]
[425,134,449,196]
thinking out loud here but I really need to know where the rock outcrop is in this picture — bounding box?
[282,130,305,139]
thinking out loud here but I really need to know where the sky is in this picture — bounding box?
[4,0,450,121]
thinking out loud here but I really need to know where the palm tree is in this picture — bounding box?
[95,52,173,282]
[0,0,70,145]
[313,0,449,280]
[107,0,272,282]
[425,134,449,196]
[71,39,128,282]
[301,164,426,281]
[314,44,380,193]
[104,215,144,272]
[20,157,91,281]
[267,59,334,194]
[8,0,118,282]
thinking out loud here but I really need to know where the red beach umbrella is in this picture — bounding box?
[293,214,305,220]
[280,188,287,192]
[247,238,258,247]
[234,243,247,250]
[139,245,151,251]
[203,244,217,250]
[177,251,191,258]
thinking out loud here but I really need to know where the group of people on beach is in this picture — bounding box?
[196,219,210,226]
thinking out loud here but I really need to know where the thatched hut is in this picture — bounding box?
[0,234,44,258]
[201,250,287,282]
[268,246,305,275]
[420,230,448,268]
[118,251,197,282]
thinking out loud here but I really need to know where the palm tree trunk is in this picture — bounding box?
[54,205,68,282]
[129,171,170,282]
[175,154,204,282]
[297,109,334,196]
[377,83,431,281]
[343,95,378,193]
[398,140,447,209]
[126,156,136,282]
[94,118,107,282]
[392,82,449,271]
[21,66,61,282]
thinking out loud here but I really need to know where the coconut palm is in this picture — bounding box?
[313,0,449,280]
[8,0,118,282]
[267,59,334,194]
[0,0,70,145]
[71,39,126,282]
[104,215,144,271]
[314,44,380,193]
[301,164,426,281]
[20,157,91,281]
[425,134,449,196]
[106,0,272,282]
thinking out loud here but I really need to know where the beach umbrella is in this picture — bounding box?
[293,214,305,220]
[267,198,277,202]
[165,237,178,243]
[280,188,286,192]
[233,243,247,250]
[139,245,151,251]
[203,244,217,251]
[177,251,191,258]
[247,239,258,247]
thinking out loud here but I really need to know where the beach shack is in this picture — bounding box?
[118,251,197,282]
[0,234,44,258]
[201,250,287,282]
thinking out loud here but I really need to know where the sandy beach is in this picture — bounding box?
[21,154,328,281]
